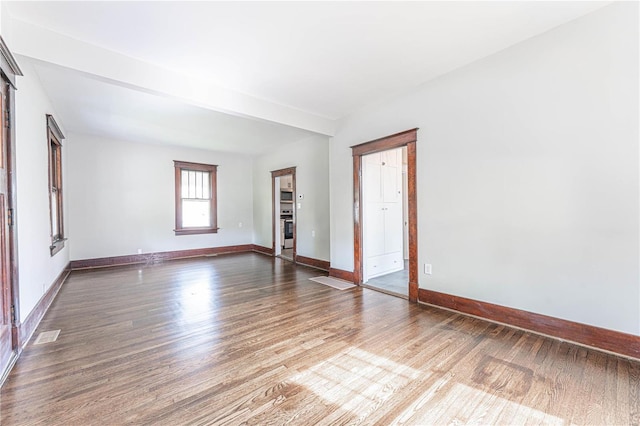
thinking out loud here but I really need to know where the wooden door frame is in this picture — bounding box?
[271,167,296,263]
[351,129,419,302]
[0,36,23,377]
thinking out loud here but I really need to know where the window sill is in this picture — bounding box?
[174,228,219,236]
[50,238,67,256]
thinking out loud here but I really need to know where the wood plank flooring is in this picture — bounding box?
[0,253,638,425]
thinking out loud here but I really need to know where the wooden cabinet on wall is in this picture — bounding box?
[363,148,404,281]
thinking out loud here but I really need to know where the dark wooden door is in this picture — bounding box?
[0,79,14,374]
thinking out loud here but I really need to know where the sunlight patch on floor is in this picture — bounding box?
[391,381,566,425]
[179,279,215,324]
[290,347,424,416]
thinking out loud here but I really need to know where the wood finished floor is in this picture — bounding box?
[1,253,638,425]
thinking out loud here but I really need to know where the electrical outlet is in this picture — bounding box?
[424,263,432,275]
[238,222,243,228]
[137,248,142,254]
[311,230,315,237]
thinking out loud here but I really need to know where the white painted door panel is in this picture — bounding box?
[364,203,385,258]
[363,147,405,281]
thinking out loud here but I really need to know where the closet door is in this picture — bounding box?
[382,149,401,204]
[363,148,404,281]
[384,202,403,254]
[382,149,403,275]
[364,204,385,258]
[363,152,382,203]
[363,153,384,277]
[382,148,403,255]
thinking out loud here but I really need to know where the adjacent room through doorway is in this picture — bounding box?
[351,128,419,302]
[361,146,409,297]
[271,167,296,262]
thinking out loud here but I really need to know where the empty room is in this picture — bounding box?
[0,1,638,424]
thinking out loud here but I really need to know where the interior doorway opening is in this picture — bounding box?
[0,60,21,384]
[351,129,418,302]
[361,146,409,297]
[271,167,296,262]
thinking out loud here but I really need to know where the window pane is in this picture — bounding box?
[175,162,216,234]
[51,145,57,178]
[189,171,196,198]
[181,170,189,197]
[195,171,203,199]
[202,172,210,199]
[51,190,59,237]
[181,169,211,200]
[182,199,210,227]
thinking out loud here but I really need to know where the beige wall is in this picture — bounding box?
[253,135,330,261]
[330,3,639,334]
[66,134,254,260]
[14,59,70,322]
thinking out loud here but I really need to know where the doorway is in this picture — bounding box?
[351,129,418,302]
[271,167,296,262]
[361,146,408,296]
[0,72,19,381]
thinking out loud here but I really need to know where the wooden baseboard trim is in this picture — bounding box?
[329,268,355,283]
[69,245,254,270]
[251,244,274,256]
[18,263,70,348]
[296,255,330,272]
[418,288,640,359]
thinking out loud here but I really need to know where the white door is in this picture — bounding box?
[362,148,404,281]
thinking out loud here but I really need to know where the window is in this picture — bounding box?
[47,115,65,256]
[174,161,218,235]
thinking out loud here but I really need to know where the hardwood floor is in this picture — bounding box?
[1,253,638,425]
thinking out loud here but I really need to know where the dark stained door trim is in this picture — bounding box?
[351,129,419,302]
[0,35,21,383]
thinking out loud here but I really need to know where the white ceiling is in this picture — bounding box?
[5,1,610,155]
[24,58,318,156]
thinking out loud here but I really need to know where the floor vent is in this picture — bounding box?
[34,330,61,345]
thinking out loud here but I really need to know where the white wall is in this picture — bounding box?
[330,3,639,334]
[15,59,70,322]
[253,135,330,261]
[66,134,254,260]
[0,2,12,42]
